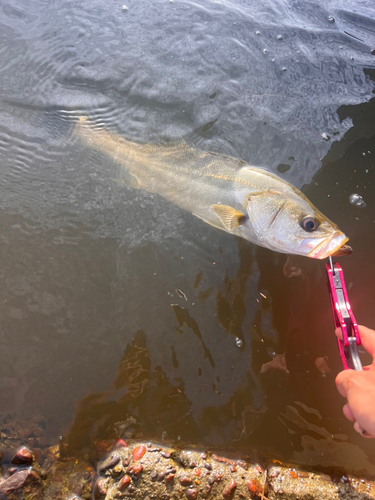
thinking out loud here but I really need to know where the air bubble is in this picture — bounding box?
[176,289,187,300]
[349,193,366,208]
[235,338,243,348]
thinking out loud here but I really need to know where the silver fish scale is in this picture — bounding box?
[75,119,346,257]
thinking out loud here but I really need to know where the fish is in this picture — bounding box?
[74,117,351,259]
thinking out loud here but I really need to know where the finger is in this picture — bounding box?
[335,327,343,341]
[343,403,356,422]
[357,326,375,359]
[335,369,355,398]
[335,325,375,360]
[354,421,375,439]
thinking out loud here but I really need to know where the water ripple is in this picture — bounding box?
[0,0,374,469]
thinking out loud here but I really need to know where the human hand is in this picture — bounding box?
[335,325,375,438]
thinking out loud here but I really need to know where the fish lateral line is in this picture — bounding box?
[76,118,282,191]
[159,163,269,190]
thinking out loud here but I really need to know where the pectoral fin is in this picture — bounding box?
[211,205,247,231]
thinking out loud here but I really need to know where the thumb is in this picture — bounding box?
[335,369,355,398]
[335,325,375,361]
[357,326,375,361]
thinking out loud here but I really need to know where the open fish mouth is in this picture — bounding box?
[331,244,352,257]
[308,232,350,259]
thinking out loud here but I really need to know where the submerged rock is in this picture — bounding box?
[268,465,375,499]
[10,446,33,465]
[98,454,121,474]
[88,441,375,500]
[0,469,43,500]
[42,452,95,500]
[95,442,267,500]
[132,445,146,462]
[1,435,375,500]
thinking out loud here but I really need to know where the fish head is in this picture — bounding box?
[244,187,350,259]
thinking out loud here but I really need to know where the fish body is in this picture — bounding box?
[75,118,349,259]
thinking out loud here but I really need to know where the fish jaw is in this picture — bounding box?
[308,232,349,259]
[332,244,353,257]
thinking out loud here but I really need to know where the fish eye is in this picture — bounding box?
[300,216,319,232]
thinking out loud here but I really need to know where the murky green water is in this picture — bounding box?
[0,0,375,475]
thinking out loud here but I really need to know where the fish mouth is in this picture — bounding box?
[308,232,349,259]
[332,244,353,257]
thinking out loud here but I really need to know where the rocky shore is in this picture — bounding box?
[1,433,375,500]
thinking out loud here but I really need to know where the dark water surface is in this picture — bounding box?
[1,0,375,474]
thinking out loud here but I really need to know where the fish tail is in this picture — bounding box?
[74,116,142,173]
[74,116,126,151]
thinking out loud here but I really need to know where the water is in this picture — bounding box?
[0,0,375,475]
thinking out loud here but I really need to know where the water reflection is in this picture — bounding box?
[58,91,375,475]
[215,240,254,346]
[63,330,197,456]
[173,305,215,368]
[246,92,375,472]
